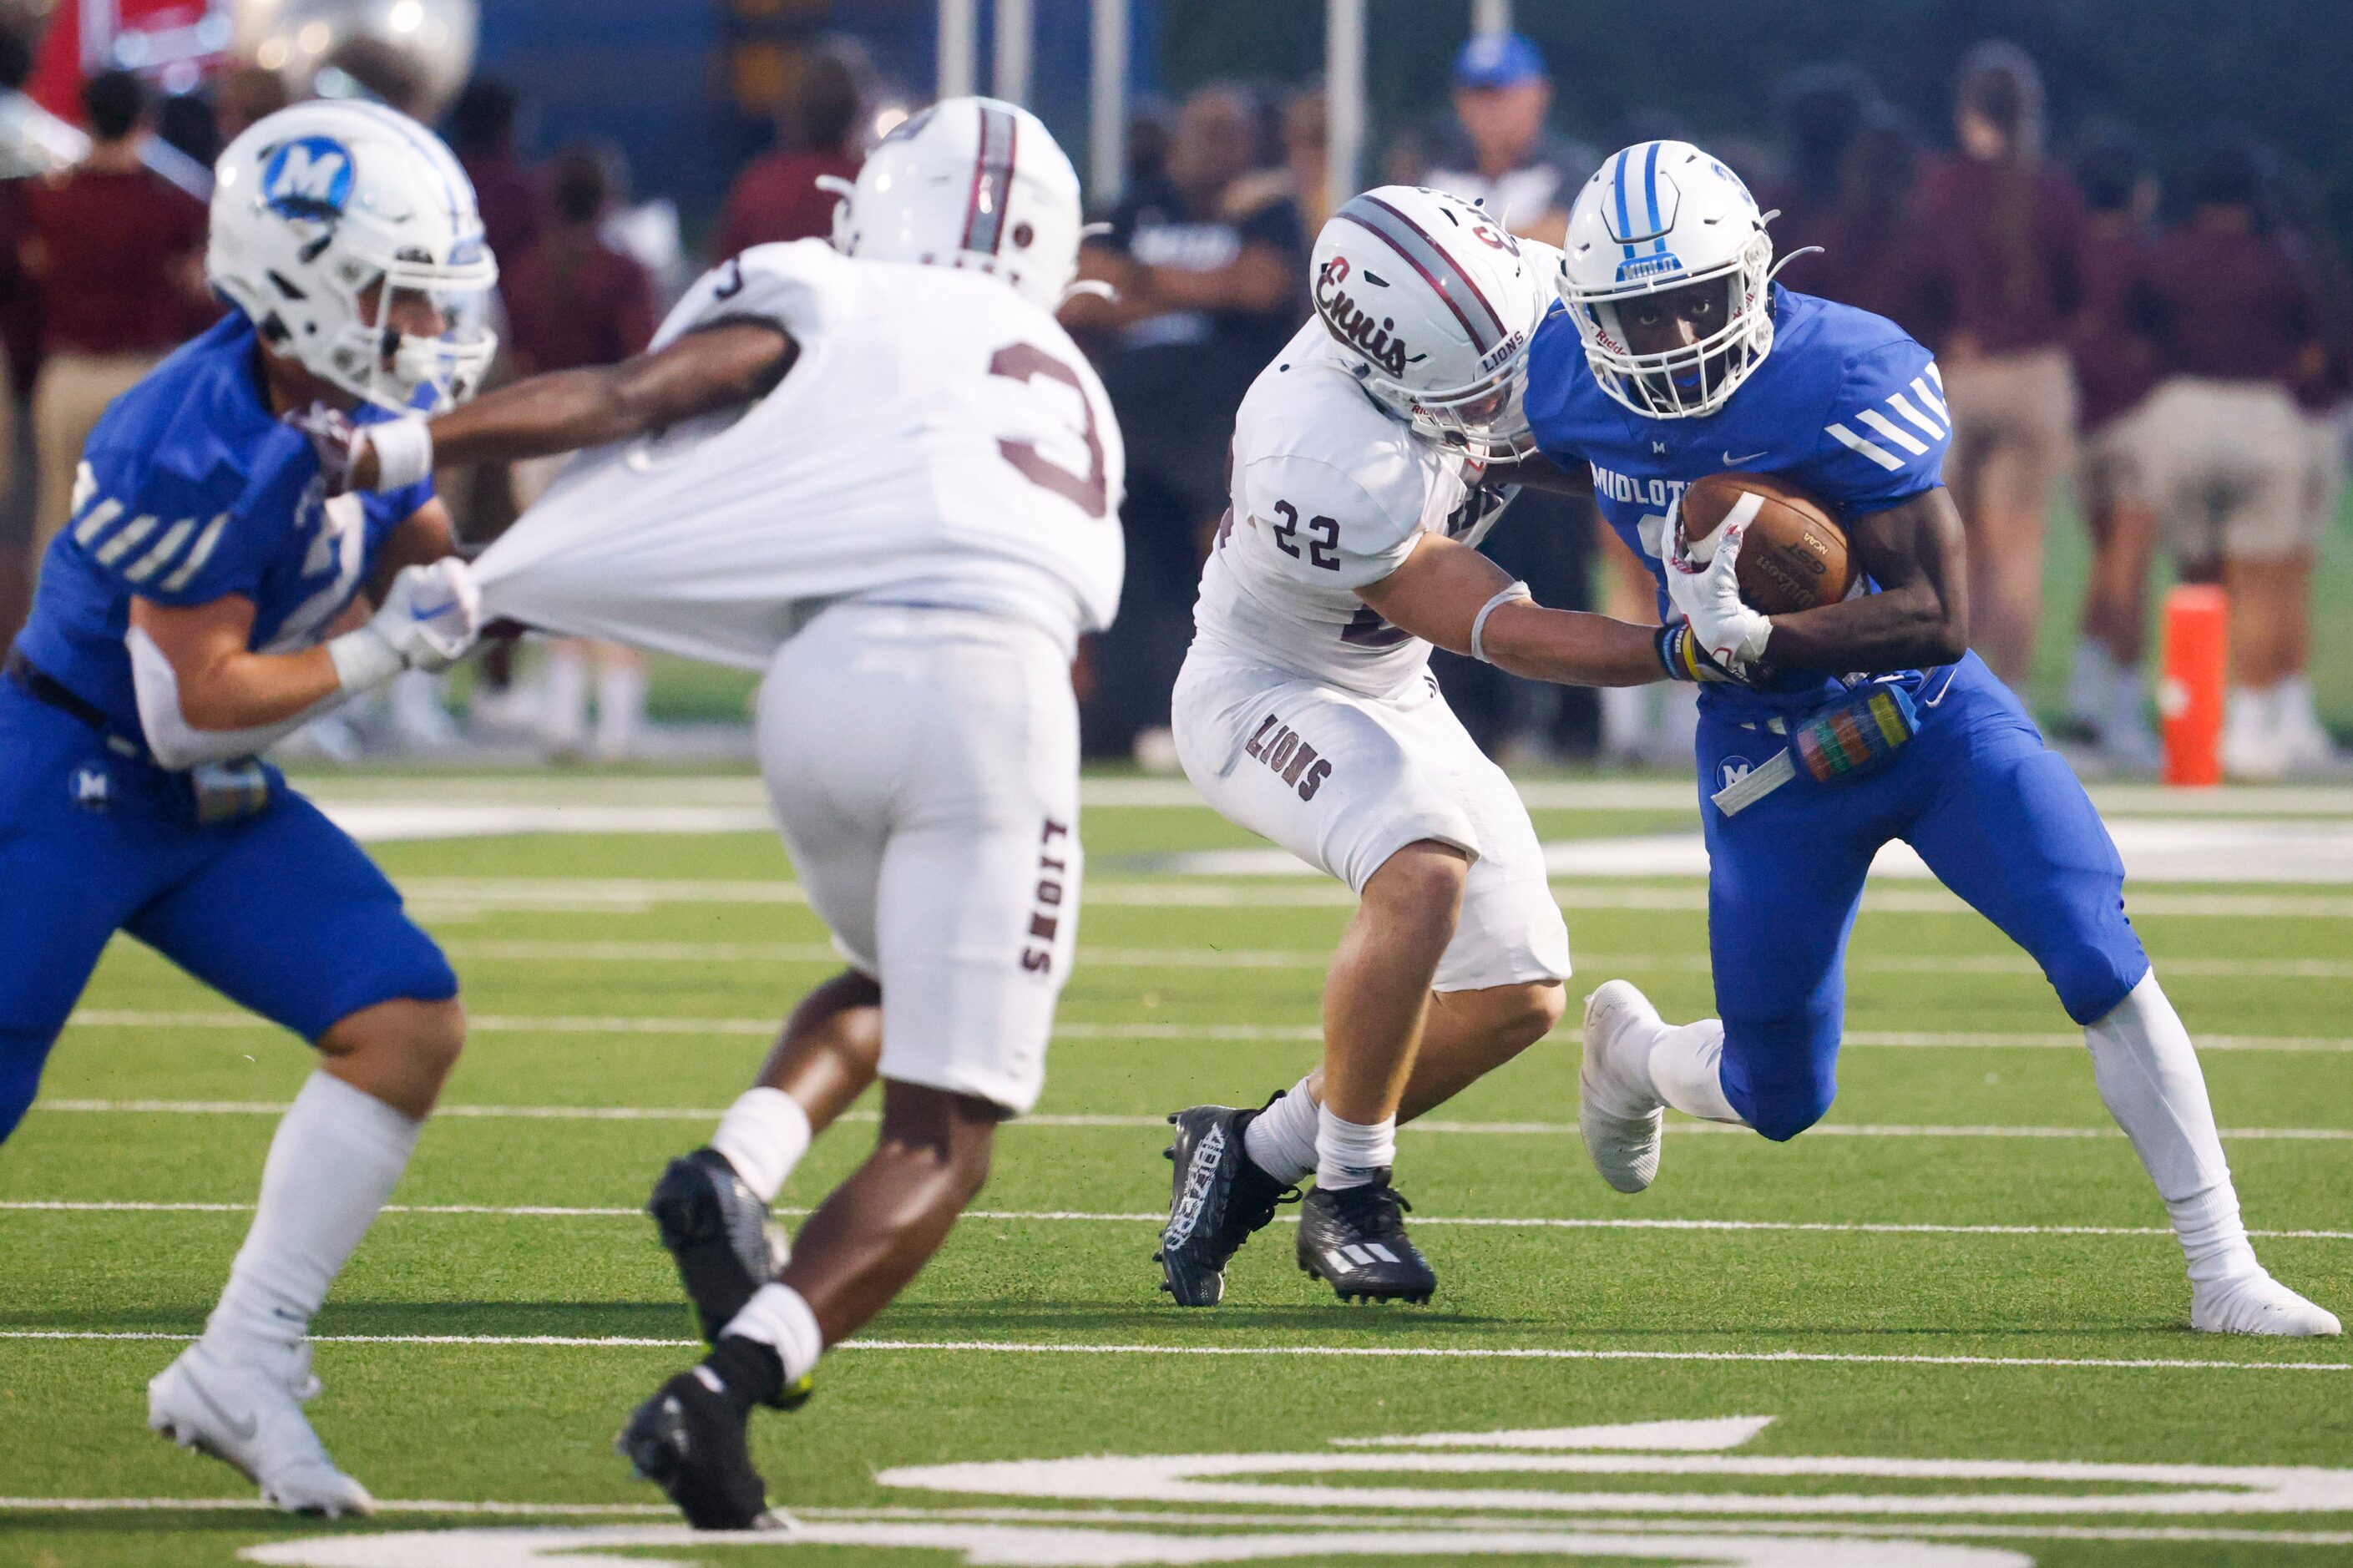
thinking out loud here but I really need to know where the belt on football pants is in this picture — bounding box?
[1712,681,1923,817]
[6,647,154,765]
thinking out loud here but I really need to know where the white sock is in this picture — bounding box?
[201,1072,419,1363]
[711,1087,812,1206]
[2067,640,2119,726]
[541,646,589,748]
[593,655,647,760]
[2084,971,2255,1279]
[721,1282,824,1383]
[1646,1018,1744,1124]
[1242,1075,1320,1186]
[1315,1105,1396,1191]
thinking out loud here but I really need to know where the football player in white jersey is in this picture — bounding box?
[1158,186,1713,1307]
[316,99,1122,1526]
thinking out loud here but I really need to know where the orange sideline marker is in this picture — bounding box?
[2158,585,2228,788]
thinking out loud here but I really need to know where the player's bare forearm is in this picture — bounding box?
[1145,244,1294,314]
[1359,532,1661,687]
[129,594,342,731]
[367,502,460,600]
[423,322,797,470]
[1762,488,1970,673]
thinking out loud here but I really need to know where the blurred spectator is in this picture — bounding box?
[1762,63,1876,302]
[1420,32,1596,241]
[215,63,293,144]
[21,70,211,566]
[2060,129,2165,768]
[2132,136,2331,777]
[1824,106,1946,333]
[448,78,541,270]
[712,43,868,258]
[1070,83,1307,759]
[156,91,220,169]
[2275,158,2353,754]
[503,142,660,761]
[0,27,34,650]
[1227,88,1333,239]
[1918,42,2085,692]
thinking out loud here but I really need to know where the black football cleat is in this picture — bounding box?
[616,1367,782,1531]
[1156,1102,1300,1306]
[1296,1172,1436,1304]
[649,1148,787,1348]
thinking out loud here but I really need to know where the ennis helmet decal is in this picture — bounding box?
[261,137,355,222]
[1313,255,1418,377]
[1333,192,1507,358]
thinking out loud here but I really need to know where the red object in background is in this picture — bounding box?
[2160,585,2229,788]
[30,0,230,122]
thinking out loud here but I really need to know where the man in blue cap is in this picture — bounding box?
[1421,31,1597,243]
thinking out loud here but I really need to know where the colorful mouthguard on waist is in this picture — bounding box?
[1794,685,1919,784]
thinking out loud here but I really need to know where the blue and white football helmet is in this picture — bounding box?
[207,100,498,414]
[1557,140,1774,419]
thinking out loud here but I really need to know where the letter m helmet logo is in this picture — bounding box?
[262,137,355,221]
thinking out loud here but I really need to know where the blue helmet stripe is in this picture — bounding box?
[1644,140,1668,252]
[1334,192,1508,355]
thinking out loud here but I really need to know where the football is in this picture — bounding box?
[1679,471,1860,615]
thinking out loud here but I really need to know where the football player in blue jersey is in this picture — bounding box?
[1523,141,2336,1337]
[0,101,497,1510]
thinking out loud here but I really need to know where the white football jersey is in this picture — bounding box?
[1191,319,1519,696]
[473,240,1126,666]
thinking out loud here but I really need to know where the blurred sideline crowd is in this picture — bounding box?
[0,30,2345,777]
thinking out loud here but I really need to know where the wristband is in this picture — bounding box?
[326,625,406,693]
[1469,581,1534,665]
[1657,623,1733,684]
[364,416,435,491]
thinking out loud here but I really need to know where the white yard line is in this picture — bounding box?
[26,1098,2353,1141]
[8,1200,2348,1242]
[57,1008,2353,1053]
[429,938,2353,982]
[3,1328,2343,1374]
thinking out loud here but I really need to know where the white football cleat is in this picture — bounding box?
[2191,1273,2343,1338]
[1581,981,1667,1194]
[149,1343,376,1517]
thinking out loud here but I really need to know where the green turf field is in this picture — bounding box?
[3,781,2351,1566]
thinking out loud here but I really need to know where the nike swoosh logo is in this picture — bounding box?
[189,1376,260,1443]
[410,598,456,622]
[1723,450,1770,466]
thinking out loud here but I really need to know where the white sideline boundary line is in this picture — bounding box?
[27,1098,2353,1141]
[57,1008,2353,1054]
[4,1328,2344,1373]
[8,1200,2350,1242]
[429,938,2353,983]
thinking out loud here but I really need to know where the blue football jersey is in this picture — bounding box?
[13,313,436,744]
[1525,285,1950,711]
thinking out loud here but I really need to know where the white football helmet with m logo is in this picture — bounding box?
[208,99,498,414]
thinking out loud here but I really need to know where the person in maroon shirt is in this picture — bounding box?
[2129,137,2330,777]
[2058,132,2166,766]
[1758,64,1873,302]
[1915,43,2087,692]
[712,47,867,260]
[20,69,213,567]
[448,79,543,276]
[503,144,660,761]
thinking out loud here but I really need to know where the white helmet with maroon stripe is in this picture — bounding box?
[1309,185,1555,460]
[826,96,1082,313]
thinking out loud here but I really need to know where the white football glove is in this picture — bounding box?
[326,559,483,692]
[1666,511,1774,680]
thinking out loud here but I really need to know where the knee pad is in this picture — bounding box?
[1720,1014,1839,1143]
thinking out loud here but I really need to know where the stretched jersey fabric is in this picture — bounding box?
[1193,319,1518,699]
[12,313,435,747]
[1525,284,1948,715]
[473,240,1127,665]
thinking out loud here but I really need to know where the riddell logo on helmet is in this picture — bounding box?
[1314,256,1411,377]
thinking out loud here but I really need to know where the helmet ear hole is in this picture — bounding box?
[1012,221,1035,250]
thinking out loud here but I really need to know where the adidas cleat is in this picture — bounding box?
[1296,1174,1435,1304]
[148,1343,374,1518]
[1156,1103,1298,1307]
[650,1148,789,1352]
[1580,981,1667,1194]
[617,1366,787,1531]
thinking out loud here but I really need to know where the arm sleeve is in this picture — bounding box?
[75,451,274,609]
[1797,337,1953,516]
[1239,450,1425,592]
[126,623,356,771]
